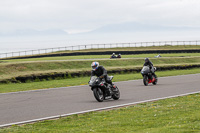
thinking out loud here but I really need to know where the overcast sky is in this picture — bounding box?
[0,0,200,34]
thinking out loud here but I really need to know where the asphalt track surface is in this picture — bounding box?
[0,74,200,127]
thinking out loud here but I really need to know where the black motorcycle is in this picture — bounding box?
[88,76,120,102]
[141,66,158,86]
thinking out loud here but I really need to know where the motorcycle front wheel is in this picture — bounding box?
[93,88,104,102]
[143,75,148,86]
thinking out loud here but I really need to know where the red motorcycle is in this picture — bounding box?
[141,66,158,86]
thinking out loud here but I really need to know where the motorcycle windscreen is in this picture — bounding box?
[89,76,97,85]
[141,66,150,74]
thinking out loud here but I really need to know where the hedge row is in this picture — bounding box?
[0,64,199,84]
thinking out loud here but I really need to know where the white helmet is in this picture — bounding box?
[91,62,99,70]
[112,53,115,55]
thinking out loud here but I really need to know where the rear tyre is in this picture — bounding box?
[152,74,158,85]
[112,86,120,100]
[93,88,104,102]
[143,75,148,86]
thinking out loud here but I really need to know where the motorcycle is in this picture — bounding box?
[110,55,121,59]
[141,66,158,86]
[88,76,120,102]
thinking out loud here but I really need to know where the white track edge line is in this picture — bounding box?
[1,90,200,128]
[1,73,200,95]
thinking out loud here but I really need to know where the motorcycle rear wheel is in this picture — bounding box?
[152,74,158,85]
[112,86,120,100]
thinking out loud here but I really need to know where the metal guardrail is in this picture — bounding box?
[0,40,199,59]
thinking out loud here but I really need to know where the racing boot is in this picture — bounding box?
[111,84,118,92]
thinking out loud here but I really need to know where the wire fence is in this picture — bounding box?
[0,40,199,59]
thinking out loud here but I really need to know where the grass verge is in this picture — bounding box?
[1,56,200,81]
[2,45,200,60]
[1,92,200,132]
[3,53,200,62]
[56,45,200,52]
[0,68,200,93]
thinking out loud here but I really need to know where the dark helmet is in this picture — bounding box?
[145,58,149,63]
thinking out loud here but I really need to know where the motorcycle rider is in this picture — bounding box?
[110,53,116,58]
[143,58,154,79]
[91,62,114,95]
[117,54,121,58]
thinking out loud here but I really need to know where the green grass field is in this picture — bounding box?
[1,56,200,81]
[67,45,200,51]
[1,46,200,132]
[2,45,200,60]
[2,53,200,62]
[30,44,200,54]
[0,68,200,93]
[1,92,200,132]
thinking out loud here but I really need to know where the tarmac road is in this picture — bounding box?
[0,74,200,127]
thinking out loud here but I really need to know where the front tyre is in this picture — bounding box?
[93,88,104,102]
[112,86,120,100]
[143,75,148,86]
